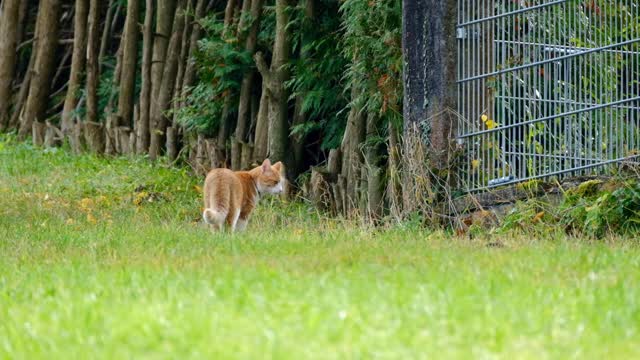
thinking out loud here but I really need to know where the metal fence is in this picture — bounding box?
[456,0,640,192]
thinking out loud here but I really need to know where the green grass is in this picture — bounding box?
[1,137,640,359]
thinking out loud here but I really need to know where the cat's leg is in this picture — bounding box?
[228,208,241,233]
[235,217,248,232]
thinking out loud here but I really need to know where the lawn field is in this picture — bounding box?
[1,137,640,359]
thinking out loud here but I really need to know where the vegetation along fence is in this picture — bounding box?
[456,0,640,192]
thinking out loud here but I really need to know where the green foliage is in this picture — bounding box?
[340,0,402,127]
[288,0,349,150]
[175,14,255,133]
[561,180,640,238]
[500,178,640,238]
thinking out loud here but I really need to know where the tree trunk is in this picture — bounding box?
[290,0,316,177]
[181,0,206,101]
[61,0,88,136]
[150,0,177,103]
[252,81,269,162]
[338,85,365,214]
[98,0,116,73]
[117,0,140,130]
[232,0,264,169]
[149,0,185,160]
[402,0,456,169]
[364,113,383,221]
[254,0,291,168]
[86,0,100,127]
[402,0,457,213]
[9,38,36,131]
[0,0,20,130]
[19,0,61,139]
[136,0,154,154]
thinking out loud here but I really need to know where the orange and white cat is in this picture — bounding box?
[202,159,284,232]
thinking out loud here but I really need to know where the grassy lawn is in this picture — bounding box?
[1,137,639,359]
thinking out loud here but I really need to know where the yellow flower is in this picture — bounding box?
[87,213,97,224]
[481,114,488,123]
[471,159,480,170]
[485,120,496,129]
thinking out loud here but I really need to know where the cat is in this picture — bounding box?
[202,159,284,232]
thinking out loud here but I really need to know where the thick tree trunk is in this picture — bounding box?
[402,0,457,213]
[136,0,154,154]
[86,0,100,127]
[150,0,177,103]
[19,0,61,139]
[254,0,291,168]
[149,0,185,160]
[0,0,21,130]
[117,0,140,130]
[402,0,456,167]
[61,0,88,136]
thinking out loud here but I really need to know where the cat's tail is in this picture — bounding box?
[203,208,226,227]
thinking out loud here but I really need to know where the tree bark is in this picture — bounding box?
[290,0,316,177]
[252,81,269,162]
[149,0,186,160]
[86,0,100,127]
[0,0,21,130]
[402,0,457,170]
[117,0,140,130]
[254,0,291,168]
[98,0,115,73]
[61,0,88,136]
[181,0,206,100]
[9,38,36,131]
[150,0,177,103]
[19,0,61,139]
[136,0,155,154]
[232,0,264,169]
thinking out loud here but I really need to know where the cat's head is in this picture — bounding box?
[254,159,285,194]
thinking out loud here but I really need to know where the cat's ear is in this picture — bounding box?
[273,161,283,172]
[261,159,271,173]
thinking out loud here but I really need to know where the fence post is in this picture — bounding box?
[402,0,457,214]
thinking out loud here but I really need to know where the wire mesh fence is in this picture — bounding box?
[456,0,640,192]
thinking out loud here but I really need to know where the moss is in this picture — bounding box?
[567,179,603,198]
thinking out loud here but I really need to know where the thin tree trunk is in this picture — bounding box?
[149,0,185,160]
[19,0,61,139]
[117,0,140,131]
[253,81,269,162]
[15,0,29,49]
[9,39,36,131]
[232,0,264,169]
[61,0,88,136]
[215,0,241,164]
[98,0,115,73]
[86,0,100,126]
[181,0,206,101]
[290,0,315,176]
[104,34,124,155]
[137,0,154,154]
[0,0,21,130]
